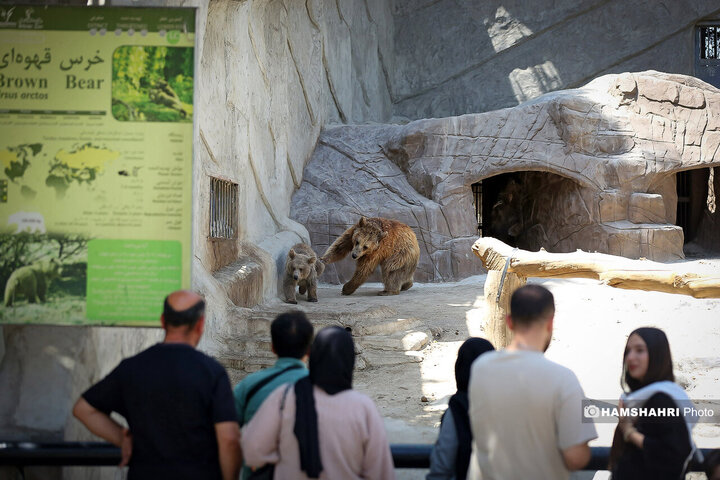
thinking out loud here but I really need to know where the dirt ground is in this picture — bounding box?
[333,254,720,479]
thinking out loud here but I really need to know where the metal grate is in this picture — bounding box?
[676,171,691,243]
[471,181,483,236]
[209,177,238,239]
[700,26,720,60]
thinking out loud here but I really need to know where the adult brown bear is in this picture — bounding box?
[321,217,420,296]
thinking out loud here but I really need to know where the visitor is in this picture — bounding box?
[609,327,699,479]
[234,310,313,479]
[72,290,241,480]
[704,449,720,480]
[468,284,597,479]
[427,337,495,480]
[241,325,395,479]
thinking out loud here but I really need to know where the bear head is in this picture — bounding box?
[351,217,387,260]
[287,248,316,281]
[39,258,63,278]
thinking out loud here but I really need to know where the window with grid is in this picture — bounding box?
[209,177,238,239]
[700,26,720,59]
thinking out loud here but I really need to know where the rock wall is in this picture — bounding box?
[392,0,720,119]
[0,2,394,475]
[2,3,720,477]
[292,72,720,284]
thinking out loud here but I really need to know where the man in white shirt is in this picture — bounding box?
[468,284,597,479]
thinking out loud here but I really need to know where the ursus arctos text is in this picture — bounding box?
[322,217,420,296]
[4,258,62,307]
[283,243,325,304]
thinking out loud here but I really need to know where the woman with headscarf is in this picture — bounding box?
[609,327,700,479]
[427,337,495,480]
[242,326,395,480]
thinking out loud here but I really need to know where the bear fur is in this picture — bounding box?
[283,243,325,304]
[4,258,62,307]
[321,217,420,296]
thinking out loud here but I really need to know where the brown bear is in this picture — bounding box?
[4,258,62,307]
[321,217,420,296]
[283,243,325,304]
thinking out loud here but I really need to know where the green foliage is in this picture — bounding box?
[112,46,193,123]
[170,74,193,104]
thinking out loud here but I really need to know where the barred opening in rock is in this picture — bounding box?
[696,24,720,87]
[677,167,720,254]
[471,181,484,236]
[480,171,589,252]
[209,177,238,240]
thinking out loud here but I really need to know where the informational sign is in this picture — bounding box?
[0,6,195,325]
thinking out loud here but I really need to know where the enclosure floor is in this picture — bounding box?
[301,259,720,479]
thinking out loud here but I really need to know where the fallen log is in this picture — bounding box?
[472,237,720,299]
[472,237,720,347]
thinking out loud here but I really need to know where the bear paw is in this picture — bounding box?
[341,284,355,295]
[378,290,399,296]
[285,299,298,304]
[308,297,318,302]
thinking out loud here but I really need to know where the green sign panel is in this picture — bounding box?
[0,6,195,326]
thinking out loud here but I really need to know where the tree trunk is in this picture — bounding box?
[472,237,720,299]
[483,270,526,348]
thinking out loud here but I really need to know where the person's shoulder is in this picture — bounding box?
[175,346,227,376]
[471,349,502,370]
[236,368,268,387]
[122,343,162,365]
[645,391,678,408]
[545,358,581,383]
[335,389,378,409]
[521,355,581,389]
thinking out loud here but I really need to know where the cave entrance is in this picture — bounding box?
[472,171,589,252]
[472,174,521,241]
[676,168,719,253]
[475,173,524,247]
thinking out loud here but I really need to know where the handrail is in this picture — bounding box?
[0,442,711,472]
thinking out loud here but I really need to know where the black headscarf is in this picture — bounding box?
[447,338,495,480]
[294,326,355,478]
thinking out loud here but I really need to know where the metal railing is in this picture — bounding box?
[0,442,712,472]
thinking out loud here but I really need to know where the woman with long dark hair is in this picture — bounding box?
[609,327,699,479]
[241,326,395,479]
[427,338,495,480]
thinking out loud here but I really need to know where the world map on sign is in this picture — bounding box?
[0,143,120,199]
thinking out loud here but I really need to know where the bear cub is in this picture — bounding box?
[283,243,324,304]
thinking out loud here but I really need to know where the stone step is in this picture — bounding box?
[228,304,423,337]
[357,329,430,352]
[219,284,442,375]
[212,258,264,308]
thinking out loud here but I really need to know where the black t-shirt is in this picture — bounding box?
[612,392,693,480]
[82,343,237,480]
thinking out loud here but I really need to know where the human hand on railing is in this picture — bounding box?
[119,428,132,467]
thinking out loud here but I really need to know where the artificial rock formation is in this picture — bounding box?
[292,71,720,284]
[391,0,720,119]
